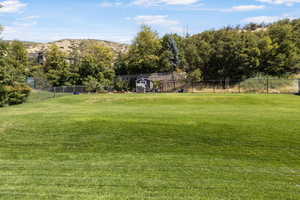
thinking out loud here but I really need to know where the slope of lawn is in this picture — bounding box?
[0,93,299,200]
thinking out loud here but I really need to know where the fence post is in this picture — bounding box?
[298,79,300,94]
[267,77,269,94]
[192,82,194,93]
[173,81,176,91]
[213,81,216,93]
[53,87,56,98]
[239,81,241,93]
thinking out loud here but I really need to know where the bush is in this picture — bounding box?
[187,69,203,83]
[114,78,129,92]
[153,80,162,91]
[5,84,31,105]
[0,85,8,107]
[83,77,100,93]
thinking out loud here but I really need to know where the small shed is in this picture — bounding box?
[136,78,153,93]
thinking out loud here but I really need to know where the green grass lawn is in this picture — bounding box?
[0,93,299,200]
[26,90,71,103]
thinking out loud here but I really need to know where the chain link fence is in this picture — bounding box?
[159,78,300,94]
[27,78,300,103]
[26,88,72,103]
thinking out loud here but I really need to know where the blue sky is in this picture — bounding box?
[0,0,299,43]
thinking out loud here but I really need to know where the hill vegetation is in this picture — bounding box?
[24,39,129,56]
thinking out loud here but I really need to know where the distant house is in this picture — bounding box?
[37,52,46,65]
[29,51,76,66]
[28,50,47,65]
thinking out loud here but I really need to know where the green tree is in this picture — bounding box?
[44,45,74,86]
[210,29,260,80]
[183,32,212,74]
[159,34,181,72]
[263,20,300,76]
[9,41,29,71]
[292,19,300,50]
[187,69,203,83]
[127,25,161,74]
[0,41,28,85]
[79,43,115,91]
[0,29,31,106]
[184,29,261,81]
[0,41,10,106]
[114,52,129,75]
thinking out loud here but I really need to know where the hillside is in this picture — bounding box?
[23,39,129,57]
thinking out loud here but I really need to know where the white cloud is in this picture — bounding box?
[243,16,280,23]
[19,15,40,20]
[133,15,179,26]
[132,15,182,34]
[2,13,39,40]
[13,21,37,27]
[243,15,294,23]
[14,15,39,26]
[256,0,300,6]
[2,24,32,40]
[133,0,199,6]
[0,0,26,13]
[99,1,123,7]
[2,13,133,43]
[227,5,265,12]
[99,0,199,8]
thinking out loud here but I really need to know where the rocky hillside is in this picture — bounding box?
[24,39,129,57]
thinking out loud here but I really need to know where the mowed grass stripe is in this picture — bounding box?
[0,94,299,199]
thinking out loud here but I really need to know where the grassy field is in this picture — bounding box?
[0,93,299,200]
[26,90,71,103]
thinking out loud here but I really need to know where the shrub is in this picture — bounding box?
[83,77,100,93]
[5,84,31,105]
[153,80,162,91]
[187,69,203,83]
[114,78,129,92]
[0,85,8,107]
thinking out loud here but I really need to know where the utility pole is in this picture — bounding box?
[182,25,190,38]
[186,25,190,38]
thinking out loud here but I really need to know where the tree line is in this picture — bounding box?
[117,19,300,81]
[1,18,300,106]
